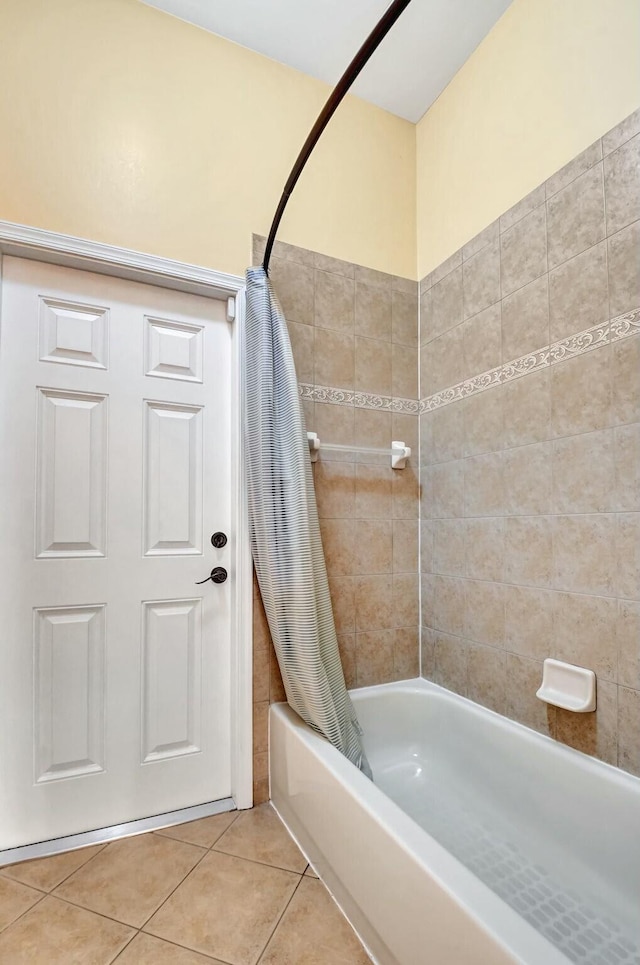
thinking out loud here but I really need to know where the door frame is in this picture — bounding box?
[0,220,253,815]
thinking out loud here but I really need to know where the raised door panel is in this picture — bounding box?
[143,400,203,556]
[38,297,109,369]
[34,605,106,782]
[141,599,202,763]
[144,316,203,382]
[35,388,108,558]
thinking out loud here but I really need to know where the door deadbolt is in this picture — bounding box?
[196,566,228,585]
[211,532,227,548]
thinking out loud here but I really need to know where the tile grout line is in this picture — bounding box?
[254,872,307,965]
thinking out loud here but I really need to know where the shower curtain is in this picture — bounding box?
[244,265,371,779]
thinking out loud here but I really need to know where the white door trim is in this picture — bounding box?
[0,220,253,813]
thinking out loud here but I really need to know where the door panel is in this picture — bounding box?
[0,257,233,848]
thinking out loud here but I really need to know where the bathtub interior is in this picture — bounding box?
[351,682,640,965]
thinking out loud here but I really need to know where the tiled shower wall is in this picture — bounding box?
[251,236,420,803]
[419,108,640,777]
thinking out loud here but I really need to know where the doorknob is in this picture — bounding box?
[211,531,227,548]
[196,566,228,585]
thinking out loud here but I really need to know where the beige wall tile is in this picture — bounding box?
[392,290,418,346]
[428,401,465,464]
[613,334,640,425]
[355,282,391,341]
[313,402,354,460]
[393,574,419,627]
[505,653,556,736]
[355,518,392,575]
[328,576,355,634]
[420,519,434,573]
[463,219,499,260]
[430,461,464,518]
[432,576,465,636]
[269,646,286,702]
[392,342,418,399]
[319,517,356,577]
[546,164,605,270]
[431,250,462,287]
[419,288,432,345]
[420,627,436,677]
[504,585,554,660]
[338,632,357,688]
[355,575,393,631]
[617,599,640,689]
[355,464,391,519]
[355,336,392,395]
[253,700,269,755]
[433,518,467,577]
[552,591,617,680]
[553,514,617,596]
[503,368,551,448]
[354,265,393,290]
[505,516,553,587]
[355,630,394,686]
[393,276,418,296]
[548,241,609,341]
[433,632,467,696]
[500,204,547,296]
[463,386,504,457]
[603,133,640,236]
[602,107,640,156]
[462,302,502,378]
[464,452,505,517]
[464,581,505,647]
[500,184,546,233]
[423,325,465,395]
[426,267,463,343]
[545,141,602,199]
[419,411,433,466]
[608,221,640,317]
[393,412,419,453]
[252,645,269,702]
[314,461,355,518]
[355,407,392,454]
[467,643,506,714]
[314,250,355,278]
[618,686,640,776]
[314,270,354,335]
[465,517,505,582]
[270,257,314,325]
[463,239,501,319]
[617,513,640,600]
[392,466,419,519]
[286,321,314,383]
[394,627,419,679]
[555,679,617,766]
[314,328,354,389]
[392,519,419,574]
[503,441,552,515]
[550,346,612,437]
[552,429,614,513]
[502,273,549,359]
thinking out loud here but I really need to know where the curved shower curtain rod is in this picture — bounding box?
[262,0,414,275]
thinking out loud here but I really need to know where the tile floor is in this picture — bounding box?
[0,804,371,964]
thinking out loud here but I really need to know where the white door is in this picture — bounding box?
[0,257,233,849]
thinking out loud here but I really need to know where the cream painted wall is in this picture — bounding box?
[416,0,640,278]
[0,0,416,278]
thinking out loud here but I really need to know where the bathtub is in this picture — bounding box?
[270,679,640,965]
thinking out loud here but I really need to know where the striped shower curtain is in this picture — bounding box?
[244,266,371,778]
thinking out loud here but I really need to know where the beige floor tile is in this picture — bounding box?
[154,811,238,849]
[0,876,43,931]
[1,844,105,892]
[304,864,319,878]
[0,895,133,964]
[115,932,226,964]
[213,803,307,873]
[54,832,204,928]
[144,850,299,965]
[259,876,370,965]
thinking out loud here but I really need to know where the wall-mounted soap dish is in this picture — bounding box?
[536,658,596,712]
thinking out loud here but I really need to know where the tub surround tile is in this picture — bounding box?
[608,221,640,317]
[355,575,393,632]
[287,321,314,383]
[391,466,419,519]
[315,328,355,390]
[465,517,505,582]
[552,591,617,681]
[430,461,464,518]
[462,219,499,261]
[500,184,546,234]
[466,643,507,715]
[313,250,355,278]
[505,516,553,588]
[555,679,618,766]
[392,290,418,346]
[320,517,357,577]
[429,249,462,287]
[392,342,418,400]
[613,333,640,425]
[428,400,465,464]
[355,518,392,575]
[427,267,463,343]
[546,164,606,270]
[602,107,640,156]
[618,687,640,776]
[338,633,357,688]
[618,599,640,689]
[614,423,640,512]
[314,462,356,519]
[462,239,501,319]
[462,302,502,380]
[355,630,394,686]
[464,452,505,517]
[253,700,269,756]
[463,385,504,457]
[355,282,391,341]
[355,336,392,396]
[505,653,555,736]
[355,464,392,519]
[432,577,465,637]
[504,585,554,661]
[424,325,465,395]
[548,242,609,342]
[393,574,420,627]
[433,632,468,696]
[392,520,419,574]
[315,270,355,335]
[500,203,547,296]
[433,518,466,577]
[270,258,315,325]
[603,133,640,236]
[553,514,616,597]
[394,627,420,679]
[464,581,505,648]
[503,368,551,448]
[503,441,552,516]
[328,576,356,634]
[502,273,549,360]
[550,345,612,438]
[354,264,394,291]
[545,139,602,199]
[551,429,614,514]
[616,513,640,600]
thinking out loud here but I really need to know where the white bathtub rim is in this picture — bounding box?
[270,700,569,965]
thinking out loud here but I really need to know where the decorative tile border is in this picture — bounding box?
[420,309,639,413]
[298,382,419,415]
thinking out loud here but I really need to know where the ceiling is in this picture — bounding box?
[141,0,513,122]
